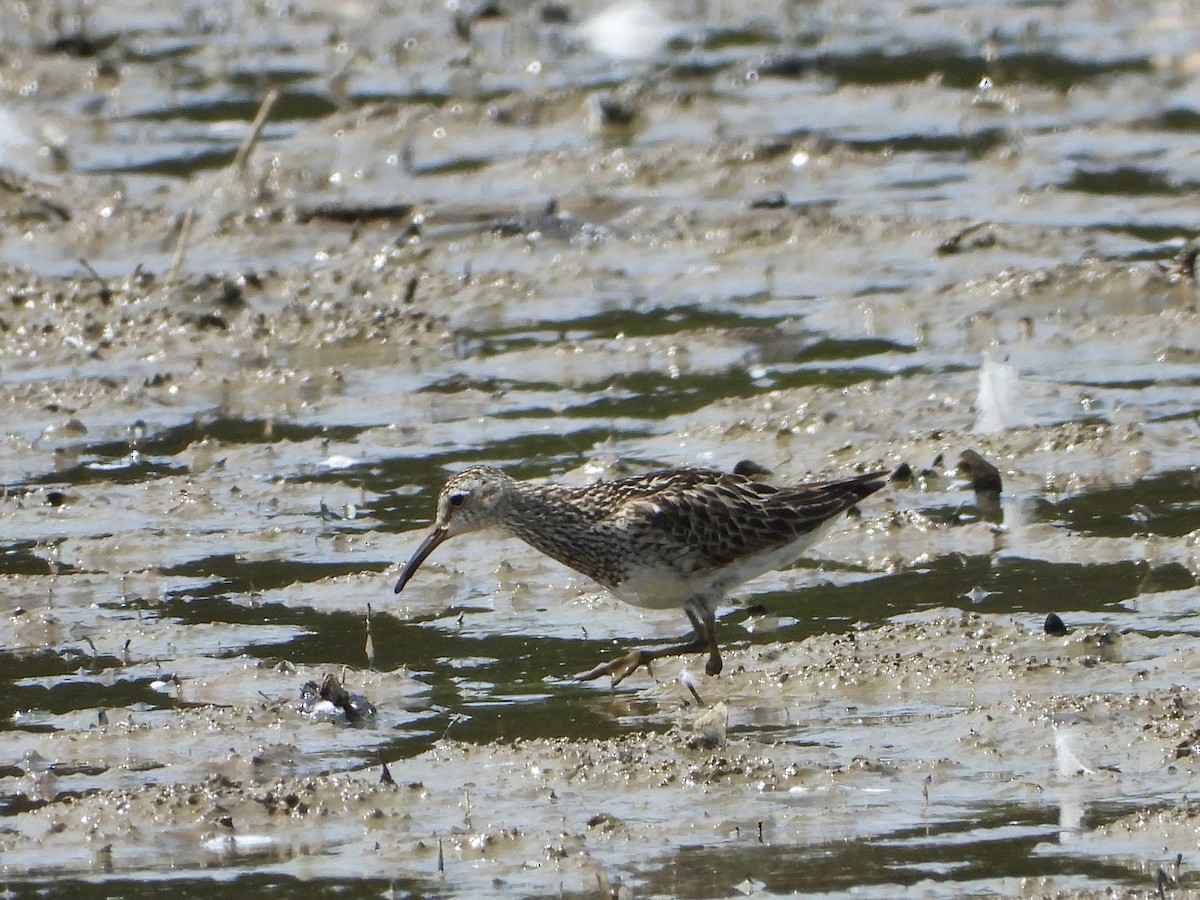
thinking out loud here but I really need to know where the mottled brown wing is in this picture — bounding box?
[611,468,886,574]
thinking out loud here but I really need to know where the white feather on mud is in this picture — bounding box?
[974,351,1033,433]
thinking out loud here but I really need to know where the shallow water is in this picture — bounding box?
[1,0,1200,896]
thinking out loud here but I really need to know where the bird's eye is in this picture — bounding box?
[448,492,465,507]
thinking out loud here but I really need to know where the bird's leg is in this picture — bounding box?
[575,606,720,686]
[701,606,722,676]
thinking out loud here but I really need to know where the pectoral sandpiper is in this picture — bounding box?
[393,463,887,685]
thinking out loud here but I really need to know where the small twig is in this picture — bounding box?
[233,87,280,171]
[166,207,195,285]
[77,257,112,304]
[365,602,375,670]
[681,670,706,706]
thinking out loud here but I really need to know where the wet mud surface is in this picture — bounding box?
[1,0,1200,896]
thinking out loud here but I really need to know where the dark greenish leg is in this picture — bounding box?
[702,606,722,676]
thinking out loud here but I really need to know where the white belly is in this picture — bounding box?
[608,531,825,610]
[609,566,719,609]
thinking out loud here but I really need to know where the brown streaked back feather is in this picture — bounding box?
[604,467,887,575]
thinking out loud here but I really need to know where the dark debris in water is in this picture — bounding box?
[1044,611,1069,636]
[297,674,377,725]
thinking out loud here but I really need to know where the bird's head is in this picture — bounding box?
[393,465,512,593]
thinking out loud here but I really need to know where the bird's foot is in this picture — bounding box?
[575,648,650,686]
[577,639,721,686]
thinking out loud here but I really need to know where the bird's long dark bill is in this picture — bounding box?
[394,527,449,593]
